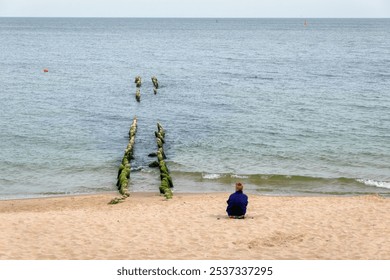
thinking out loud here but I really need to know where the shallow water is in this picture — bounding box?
[1,18,389,199]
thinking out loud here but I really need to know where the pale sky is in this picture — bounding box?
[0,0,389,18]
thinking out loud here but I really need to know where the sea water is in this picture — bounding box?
[0,18,389,199]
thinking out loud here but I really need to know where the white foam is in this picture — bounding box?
[202,173,222,180]
[356,179,390,189]
[231,174,249,179]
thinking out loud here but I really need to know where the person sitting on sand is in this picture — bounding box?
[226,182,248,219]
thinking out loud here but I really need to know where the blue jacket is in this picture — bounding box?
[226,190,248,216]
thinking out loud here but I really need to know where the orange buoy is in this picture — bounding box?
[43,68,49,73]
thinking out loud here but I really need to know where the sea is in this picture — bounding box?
[0,18,389,199]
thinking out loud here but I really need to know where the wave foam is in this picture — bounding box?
[202,173,222,180]
[356,179,390,189]
[231,174,249,179]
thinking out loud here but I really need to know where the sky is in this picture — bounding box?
[0,0,389,18]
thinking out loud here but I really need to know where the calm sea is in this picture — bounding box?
[0,18,389,199]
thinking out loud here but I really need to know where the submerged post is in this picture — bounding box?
[135,89,141,102]
[135,76,142,88]
[151,76,159,90]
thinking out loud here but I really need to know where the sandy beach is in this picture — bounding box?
[0,193,389,260]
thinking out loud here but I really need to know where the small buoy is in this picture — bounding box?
[43,68,49,73]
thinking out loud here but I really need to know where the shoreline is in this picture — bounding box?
[1,189,389,202]
[1,192,389,259]
[2,172,389,201]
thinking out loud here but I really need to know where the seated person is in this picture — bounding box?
[226,182,248,219]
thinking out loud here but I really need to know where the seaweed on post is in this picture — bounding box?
[135,89,141,102]
[151,76,159,95]
[110,116,138,204]
[152,122,174,199]
[135,76,142,88]
[151,76,159,89]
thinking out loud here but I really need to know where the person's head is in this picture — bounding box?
[235,182,244,192]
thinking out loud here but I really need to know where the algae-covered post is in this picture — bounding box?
[152,122,174,199]
[111,116,138,204]
[135,89,141,102]
[151,76,159,89]
[135,76,142,88]
[152,76,159,95]
[157,122,165,138]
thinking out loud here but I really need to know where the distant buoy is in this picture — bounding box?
[43,68,49,73]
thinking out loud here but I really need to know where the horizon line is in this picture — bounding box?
[1,16,389,19]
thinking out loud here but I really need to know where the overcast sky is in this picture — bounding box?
[0,0,389,18]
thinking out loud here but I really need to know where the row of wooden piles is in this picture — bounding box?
[134,76,159,102]
[109,117,137,204]
[109,77,168,204]
[154,123,173,199]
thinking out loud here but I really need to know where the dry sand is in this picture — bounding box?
[0,192,389,260]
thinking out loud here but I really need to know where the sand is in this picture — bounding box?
[0,192,389,260]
